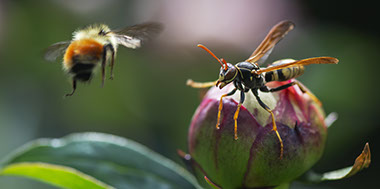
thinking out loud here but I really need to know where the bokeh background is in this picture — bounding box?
[0,0,378,188]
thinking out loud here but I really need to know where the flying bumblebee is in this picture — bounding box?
[44,22,163,96]
[187,20,339,158]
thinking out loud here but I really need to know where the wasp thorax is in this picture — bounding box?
[217,63,237,89]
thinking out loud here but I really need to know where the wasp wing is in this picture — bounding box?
[110,22,163,49]
[246,20,295,65]
[43,41,70,62]
[255,57,339,74]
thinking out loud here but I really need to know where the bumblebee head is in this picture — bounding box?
[73,24,111,41]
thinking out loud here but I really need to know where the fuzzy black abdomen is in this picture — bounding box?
[70,63,95,81]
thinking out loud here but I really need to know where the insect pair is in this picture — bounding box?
[45,22,163,96]
[187,20,339,158]
[45,20,338,158]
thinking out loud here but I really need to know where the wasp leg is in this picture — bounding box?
[216,88,237,130]
[260,82,294,93]
[233,90,245,140]
[260,81,321,106]
[186,79,217,88]
[252,89,284,159]
[292,81,322,106]
[65,79,77,97]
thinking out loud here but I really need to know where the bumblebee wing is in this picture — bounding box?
[110,22,163,49]
[43,41,70,62]
[246,20,295,65]
[255,57,339,74]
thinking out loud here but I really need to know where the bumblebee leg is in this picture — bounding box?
[233,91,245,140]
[252,89,284,159]
[216,88,237,129]
[65,79,77,97]
[101,62,105,87]
[101,47,107,88]
[101,44,115,87]
[109,46,115,80]
[187,79,217,88]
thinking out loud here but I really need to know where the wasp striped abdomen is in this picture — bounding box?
[264,66,304,82]
[264,59,305,82]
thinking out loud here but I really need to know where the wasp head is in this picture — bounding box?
[217,62,237,89]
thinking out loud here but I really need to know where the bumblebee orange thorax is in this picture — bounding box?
[63,39,103,70]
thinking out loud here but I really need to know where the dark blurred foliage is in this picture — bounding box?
[294,0,379,189]
[299,0,378,36]
[0,0,378,188]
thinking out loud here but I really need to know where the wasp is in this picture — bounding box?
[44,22,163,96]
[187,20,339,158]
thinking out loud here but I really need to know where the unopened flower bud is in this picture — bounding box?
[188,79,327,188]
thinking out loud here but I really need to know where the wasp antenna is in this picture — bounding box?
[220,58,228,71]
[197,44,225,68]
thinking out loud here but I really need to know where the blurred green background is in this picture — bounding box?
[0,0,378,188]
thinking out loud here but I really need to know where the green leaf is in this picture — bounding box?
[0,162,113,189]
[204,176,221,189]
[274,183,290,189]
[0,132,202,189]
[299,143,371,183]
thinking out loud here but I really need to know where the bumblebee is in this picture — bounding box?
[44,22,163,96]
[187,20,339,158]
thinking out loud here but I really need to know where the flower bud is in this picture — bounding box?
[188,79,327,188]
